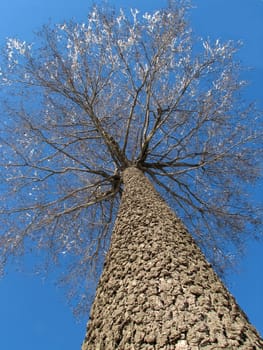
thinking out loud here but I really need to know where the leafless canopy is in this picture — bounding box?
[0,1,262,313]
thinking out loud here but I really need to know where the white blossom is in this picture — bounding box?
[6,38,28,58]
[116,9,126,27]
[131,8,139,23]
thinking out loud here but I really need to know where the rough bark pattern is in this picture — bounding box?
[82,167,263,349]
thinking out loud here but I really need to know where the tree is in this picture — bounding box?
[0,1,262,348]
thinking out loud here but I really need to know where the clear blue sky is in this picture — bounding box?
[0,1,262,348]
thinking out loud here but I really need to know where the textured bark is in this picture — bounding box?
[82,167,263,349]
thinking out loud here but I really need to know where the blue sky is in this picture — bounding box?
[0,0,262,348]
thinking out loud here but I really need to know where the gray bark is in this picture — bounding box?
[82,167,263,349]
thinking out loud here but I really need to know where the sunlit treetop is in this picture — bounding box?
[0,0,262,315]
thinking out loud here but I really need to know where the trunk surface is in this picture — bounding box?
[82,167,263,349]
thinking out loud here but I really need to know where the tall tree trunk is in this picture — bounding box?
[82,167,263,349]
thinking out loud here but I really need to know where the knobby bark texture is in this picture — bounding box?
[82,167,263,349]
